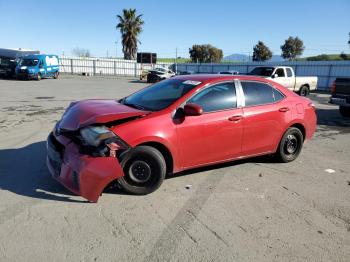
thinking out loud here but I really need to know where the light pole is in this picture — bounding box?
[175,47,178,74]
[115,41,118,59]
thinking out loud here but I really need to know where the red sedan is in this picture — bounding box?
[47,75,317,202]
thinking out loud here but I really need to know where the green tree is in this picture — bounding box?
[117,9,144,60]
[189,44,223,63]
[340,52,348,60]
[281,36,305,60]
[252,41,272,61]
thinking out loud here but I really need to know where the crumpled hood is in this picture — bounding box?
[59,99,149,130]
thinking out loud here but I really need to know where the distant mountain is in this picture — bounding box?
[223,53,284,62]
[223,54,250,62]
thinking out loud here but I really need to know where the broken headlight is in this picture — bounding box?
[80,126,115,147]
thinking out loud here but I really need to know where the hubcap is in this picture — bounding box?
[128,160,151,183]
[285,134,298,154]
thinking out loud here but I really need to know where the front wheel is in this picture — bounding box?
[276,127,304,163]
[118,146,166,195]
[339,106,350,117]
[36,73,41,81]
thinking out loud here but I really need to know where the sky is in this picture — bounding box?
[0,0,349,58]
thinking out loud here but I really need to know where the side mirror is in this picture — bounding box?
[184,103,203,116]
[272,74,278,79]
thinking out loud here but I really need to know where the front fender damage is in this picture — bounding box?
[47,132,129,203]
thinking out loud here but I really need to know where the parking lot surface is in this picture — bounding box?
[0,75,350,262]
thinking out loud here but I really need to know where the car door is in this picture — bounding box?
[38,58,46,76]
[240,80,291,156]
[176,81,244,169]
[285,67,296,91]
[273,68,289,87]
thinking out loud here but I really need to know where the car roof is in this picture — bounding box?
[171,74,272,84]
[23,54,58,59]
[172,74,298,98]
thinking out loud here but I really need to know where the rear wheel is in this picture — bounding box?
[276,127,304,163]
[339,106,350,117]
[118,146,166,195]
[53,72,59,79]
[298,85,309,96]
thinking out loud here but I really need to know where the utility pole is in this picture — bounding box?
[175,47,178,74]
[115,41,118,59]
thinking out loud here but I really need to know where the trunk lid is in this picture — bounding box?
[59,99,149,130]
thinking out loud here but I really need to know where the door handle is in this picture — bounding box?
[228,115,243,121]
[279,107,290,112]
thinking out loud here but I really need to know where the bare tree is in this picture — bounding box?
[72,47,91,57]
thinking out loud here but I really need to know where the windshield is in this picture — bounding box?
[20,59,39,67]
[249,67,274,76]
[122,79,201,111]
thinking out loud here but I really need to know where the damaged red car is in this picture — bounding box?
[47,75,317,202]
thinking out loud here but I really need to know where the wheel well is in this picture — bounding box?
[138,142,173,174]
[290,123,305,140]
[302,84,309,89]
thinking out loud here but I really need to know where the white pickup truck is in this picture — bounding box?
[249,66,318,96]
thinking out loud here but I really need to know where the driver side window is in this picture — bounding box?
[187,82,237,113]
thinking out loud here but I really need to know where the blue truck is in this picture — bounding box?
[15,54,59,80]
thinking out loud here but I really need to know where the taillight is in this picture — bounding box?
[330,81,336,94]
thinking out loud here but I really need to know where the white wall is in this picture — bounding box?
[59,56,172,77]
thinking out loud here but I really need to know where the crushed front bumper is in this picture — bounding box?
[46,132,125,202]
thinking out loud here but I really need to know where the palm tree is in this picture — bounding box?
[117,9,144,60]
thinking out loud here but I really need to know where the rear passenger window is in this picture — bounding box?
[241,81,284,106]
[188,82,236,112]
[273,88,285,102]
[286,68,293,77]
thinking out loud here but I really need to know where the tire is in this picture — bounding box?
[298,85,309,96]
[36,73,41,81]
[276,127,304,163]
[53,72,59,79]
[339,106,350,117]
[118,146,166,195]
